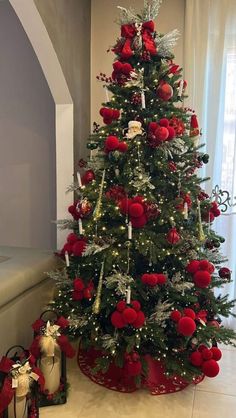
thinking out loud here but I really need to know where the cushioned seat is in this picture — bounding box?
[0,246,59,356]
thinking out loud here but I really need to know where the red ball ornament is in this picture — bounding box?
[100,108,113,119]
[210,347,222,361]
[157,83,173,101]
[155,273,167,285]
[129,202,144,218]
[122,308,138,324]
[198,344,208,352]
[183,308,196,320]
[132,311,145,328]
[190,351,203,367]
[62,242,73,255]
[67,233,78,245]
[72,240,87,256]
[83,288,93,299]
[193,270,211,288]
[177,316,196,336]
[81,170,95,185]
[202,359,220,378]
[159,118,169,127]
[155,126,169,141]
[146,274,158,287]
[149,122,159,132]
[199,260,209,271]
[167,126,176,140]
[207,320,220,328]
[131,300,141,311]
[117,301,126,312]
[112,109,120,120]
[111,311,126,328]
[103,118,112,125]
[201,348,213,360]
[141,273,150,285]
[119,197,131,215]
[130,214,147,228]
[104,135,119,152]
[74,278,85,291]
[219,267,231,279]
[118,141,128,153]
[170,310,182,322]
[166,227,181,244]
[126,361,142,376]
[186,260,200,274]
[208,262,215,274]
[72,290,83,301]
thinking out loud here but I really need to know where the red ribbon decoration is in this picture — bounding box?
[30,334,75,359]
[119,20,157,59]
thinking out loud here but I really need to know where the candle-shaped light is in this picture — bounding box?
[65,251,70,267]
[8,396,28,418]
[178,79,184,97]
[77,171,82,188]
[40,356,61,394]
[78,218,83,235]
[141,90,146,109]
[183,202,188,220]
[126,286,131,304]
[128,221,132,239]
[104,86,109,102]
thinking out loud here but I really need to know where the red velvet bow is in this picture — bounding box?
[119,20,157,59]
[30,334,75,359]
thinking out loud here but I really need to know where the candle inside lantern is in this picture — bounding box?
[141,90,146,109]
[65,251,70,267]
[183,202,188,220]
[8,396,27,418]
[78,218,83,235]
[77,171,82,188]
[126,286,131,304]
[128,221,132,239]
[40,356,61,395]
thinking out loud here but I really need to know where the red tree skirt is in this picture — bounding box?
[78,346,204,395]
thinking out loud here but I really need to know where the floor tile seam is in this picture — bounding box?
[191,387,196,418]
[195,388,236,397]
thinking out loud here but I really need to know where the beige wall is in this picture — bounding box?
[34,0,91,161]
[91,0,185,125]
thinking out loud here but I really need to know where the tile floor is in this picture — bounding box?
[41,345,236,418]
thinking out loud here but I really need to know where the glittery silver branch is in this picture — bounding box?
[148,300,173,326]
[142,0,163,21]
[82,242,111,257]
[101,334,118,352]
[87,153,105,173]
[117,1,162,25]
[68,315,88,330]
[46,268,72,286]
[156,29,180,57]
[130,167,155,191]
[170,272,194,292]
[55,219,78,230]
[105,271,134,296]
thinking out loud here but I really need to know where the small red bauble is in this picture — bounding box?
[131,300,141,311]
[112,109,120,120]
[129,202,144,218]
[119,197,131,215]
[167,126,176,140]
[155,126,169,141]
[117,301,126,312]
[118,141,128,153]
[132,311,145,328]
[177,316,196,336]
[149,122,159,132]
[155,273,167,285]
[74,278,84,291]
[72,240,87,256]
[190,351,203,367]
[208,262,215,274]
[166,227,180,244]
[105,135,119,152]
[219,267,231,279]
[100,107,113,119]
[159,118,169,127]
[198,344,208,352]
[199,260,209,270]
[83,288,93,299]
[157,83,173,101]
[201,348,213,360]
[122,307,138,324]
[186,260,200,274]
[193,270,211,288]
[82,170,95,185]
[141,273,150,285]
[146,274,158,287]
[202,359,220,378]
[183,308,196,320]
[130,214,147,228]
[126,361,142,376]
[111,311,126,328]
[210,347,222,361]
[170,310,182,322]
[207,320,220,328]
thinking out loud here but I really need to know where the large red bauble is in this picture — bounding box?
[149,122,159,132]
[159,118,169,127]
[126,361,142,376]
[177,317,196,336]
[116,301,126,312]
[100,108,113,119]
[118,141,128,153]
[129,203,144,218]
[193,270,211,288]
[210,347,222,361]
[122,308,138,324]
[183,308,196,320]
[167,126,176,140]
[157,83,173,101]
[105,135,119,151]
[111,311,126,328]
[130,214,147,228]
[199,260,209,270]
[131,300,141,312]
[132,311,145,328]
[202,359,220,377]
[74,278,85,291]
[170,310,182,322]
[119,197,132,215]
[186,260,200,274]
[82,170,95,185]
[67,233,78,245]
[201,348,213,360]
[166,227,180,244]
[72,240,87,256]
[219,267,231,279]
[189,351,203,367]
[146,274,158,287]
[155,273,167,285]
[155,126,169,141]
[208,262,215,274]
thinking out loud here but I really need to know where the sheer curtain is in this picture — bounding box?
[184,0,236,329]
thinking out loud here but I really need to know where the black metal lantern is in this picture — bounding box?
[0,346,40,418]
[30,310,75,407]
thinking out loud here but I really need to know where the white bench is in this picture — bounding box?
[0,246,58,356]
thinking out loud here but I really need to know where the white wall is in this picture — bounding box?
[0,1,56,249]
[91,0,185,124]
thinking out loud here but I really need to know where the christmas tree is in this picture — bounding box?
[51,0,236,392]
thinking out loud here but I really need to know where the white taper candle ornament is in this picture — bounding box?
[78,218,83,235]
[77,171,82,188]
[8,396,27,418]
[126,286,131,304]
[183,202,188,220]
[178,79,184,97]
[128,221,132,239]
[40,356,61,394]
[104,86,109,102]
[65,251,70,267]
[141,90,146,109]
